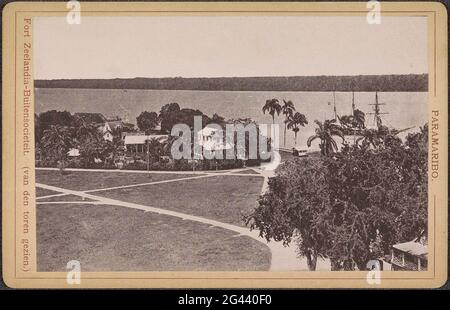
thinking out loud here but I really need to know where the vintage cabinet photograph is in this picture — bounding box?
[2,2,447,288]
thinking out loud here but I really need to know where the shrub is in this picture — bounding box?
[173,159,192,171]
[37,155,249,171]
[123,161,148,171]
[245,158,262,167]
[35,159,58,168]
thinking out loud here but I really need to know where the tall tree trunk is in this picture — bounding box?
[222,127,226,161]
[272,116,275,151]
[294,132,298,146]
[256,127,260,161]
[305,251,318,271]
[319,142,325,156]
[58,150,66,174]
[325,140,330,156]
[284,123,287,147]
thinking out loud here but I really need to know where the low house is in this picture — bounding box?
[105,116,136,132]
[105,116,124,130]
[74,113,128,142]
[124,134,168,155]
[390,237,428,271]
[99,122,114,142]
[102,117,136,141]
[122,131,141,141]
[74,112,106,124]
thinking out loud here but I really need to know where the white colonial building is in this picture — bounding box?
[124,134,168,154]
[195,125,233,159]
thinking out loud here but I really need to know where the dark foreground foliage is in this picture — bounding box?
[247,125,427,270]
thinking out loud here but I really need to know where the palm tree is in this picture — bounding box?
[228,118,259,160]
[281,100,296,147]
[338,114,353,127]
[147,137,165,162]
[262,99,282,124]
[162,135,179,157]
[357,125,414,150]
[353,109,365,129]
[355,128,382,149]
[338,109,365,132]
[307,119,345,156]
[79,136,106,167]
[41,125,73,173]
[74,120,101,145]
[73,120,107,167]
[102,131,126,168]
[287,112,308,146]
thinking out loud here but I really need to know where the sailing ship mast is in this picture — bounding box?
[367,92,416,136]
[351,91,355,115]
[368,91,388,128]
[333,91,337,121]
[352,91,356,143]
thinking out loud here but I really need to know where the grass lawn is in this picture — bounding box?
[36,187,61,197]
[37,203,271,271]
[95,175,264,227]
[36,170,204,191]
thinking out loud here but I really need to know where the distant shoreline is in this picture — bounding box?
[35,74,428,92]
[34,88,428,94]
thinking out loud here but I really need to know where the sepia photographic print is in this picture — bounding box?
[2,2,447,288]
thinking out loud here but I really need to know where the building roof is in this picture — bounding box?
[124,134,168,145]
[199,140,234,151]
[197,124,222,136]
[74,113,106,124]
[392,241,428,258]
[67,148,80,157]
[107,120,124,129]
[122,131,142,136]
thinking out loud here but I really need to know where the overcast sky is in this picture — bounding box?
[34,16,427,79]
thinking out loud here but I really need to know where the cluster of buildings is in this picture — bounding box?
[70,112,170,158]
[70,112,234,159]
[74,112,125,142]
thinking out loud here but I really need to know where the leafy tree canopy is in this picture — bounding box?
[39,110,76,131]
[159,103,213,133]
[136,111,159,134]
[247,124,427,270]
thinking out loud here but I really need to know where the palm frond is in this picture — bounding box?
[307,135,319,147]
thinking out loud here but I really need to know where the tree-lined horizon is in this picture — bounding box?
[34,74,428,92]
